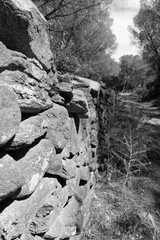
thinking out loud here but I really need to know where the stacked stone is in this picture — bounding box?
[0,0,100,240]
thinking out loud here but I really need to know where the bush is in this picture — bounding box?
[98,90,150,186]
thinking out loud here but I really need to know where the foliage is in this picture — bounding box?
[98,89,150,187]
[33,0,118,81]
[119,54,148,91]
[81,177,160,240]
[129,0,160,98]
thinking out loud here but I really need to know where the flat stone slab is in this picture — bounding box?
[0,71,53,113]
[44,196,83,239]
[0,153,24,202]
[0,0,53,70]
[0,85,21,146]
[41,104,71,151]
[5,115,48,150]
[0,41,53,91]
[0,178,63,239]
[72,75,100,98]
[16,139,56,198]
[65,89,89,114]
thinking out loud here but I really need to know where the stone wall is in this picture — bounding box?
[0,1,100,239]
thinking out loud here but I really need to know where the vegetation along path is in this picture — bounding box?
[82,91,160,240]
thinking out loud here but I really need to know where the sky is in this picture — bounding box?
[110,0,140,62]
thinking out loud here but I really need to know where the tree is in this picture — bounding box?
[33,0,117,81]
[119,54,148,91]
[129,0,160,85]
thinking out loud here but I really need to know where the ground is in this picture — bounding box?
[81,92,160,240]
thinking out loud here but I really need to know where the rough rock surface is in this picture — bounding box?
[41,104,71,151]
[66,89,89,114]
[0,153,24,202]
[0,178,62,239]
[0,42,53,90]
[16,139,56,198]
[5,78,53,113]
[0,85,21,146]
[0,1,100,239]
[5,115,48,150]
[0,0,53,70]
[44,196,83,239]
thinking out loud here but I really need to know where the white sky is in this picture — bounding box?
[110,0,140,61]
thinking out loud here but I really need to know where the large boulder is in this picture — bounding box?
[41,104,71,151]
[63,118,81,156]
[16,139,56,198]
[0,71,53,113]
[5,115,48,150]
[0,42,53,113]
[0,178,64,239]
[49,73,73,104]
[20,232,35,240]
[72,75,100,98]
[0,42,53,90]
[29,186,69,235]
[47,151,77,180]
[0,0,53,70]
[65,89,89,114]
[0,85,21,146]
[0,153,24,202]
[44,196,83,239]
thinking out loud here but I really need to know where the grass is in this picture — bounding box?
[81,91,160,240]
[81,171,160,240]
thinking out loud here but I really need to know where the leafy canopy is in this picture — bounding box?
[33,0,117,81]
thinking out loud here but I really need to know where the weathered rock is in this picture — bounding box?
[44,196,83,239]
[16,139,56,198]
[91,124,99,147]
[62,159,77,179]
[82,188,95,228]
[74,150,91,167]
[34,236,44,240]
[0,0,53,70]
[66,89,89,114]
[47,155,71,180]
[0,85,21,146]
[5,115,48,150]
[0,1,99,239]
[78,166,90,182]
[47,151,77,180]
[87,95,98,122]
[41,104,71,151]
[29,186,69,235]
[66,168,81,196]
[49,72,73,104]
[0,71,53,113]
[47,153,64,177]
[20,232,35,240]
[72,75,100,98]
[55,73,73,101]
[0,178,62,240]
[49,89,65,105]
[70,235,82,240]
[76,118,91,158]
[0,42,53,90]
[0,153,24,202]
[66,167,94,201]
[60,117,81,156]
[54,82,73,101]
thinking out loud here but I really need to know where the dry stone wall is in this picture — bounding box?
[0,0,100,239]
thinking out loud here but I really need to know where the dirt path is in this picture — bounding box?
[119,92,160,125]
